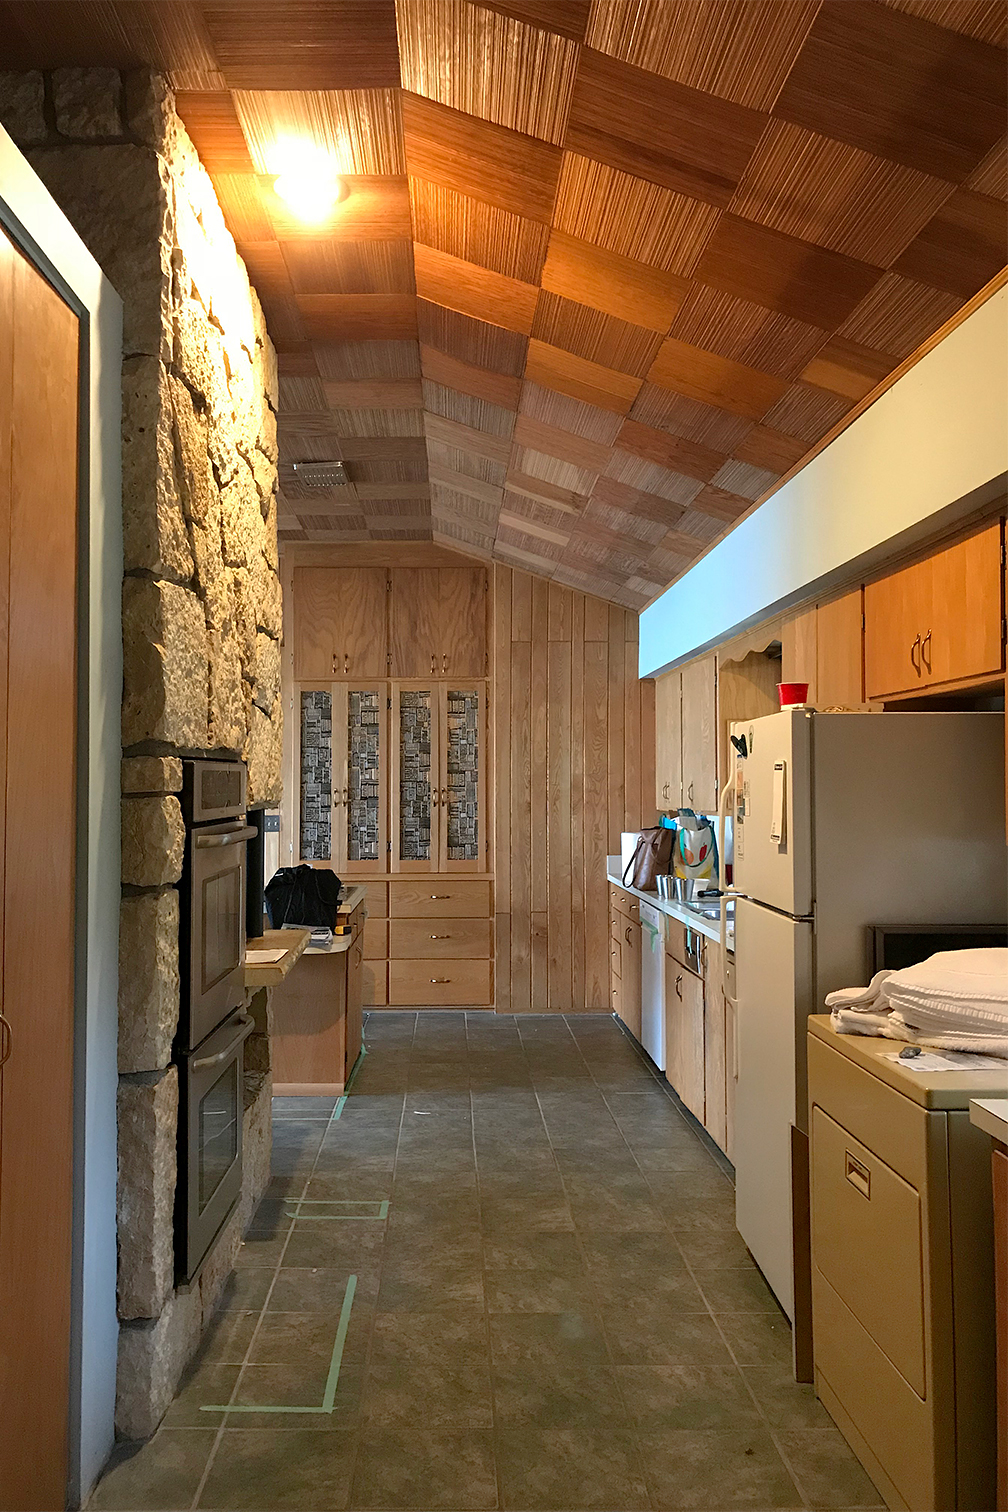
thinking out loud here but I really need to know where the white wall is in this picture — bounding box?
[640,287,1008,676]
[0,126,123,1506]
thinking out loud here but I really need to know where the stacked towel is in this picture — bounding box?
[826,949,1008,1057]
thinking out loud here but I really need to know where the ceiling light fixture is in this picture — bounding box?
[271,139,346,224]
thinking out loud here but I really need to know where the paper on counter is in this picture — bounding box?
[884,1050,1006,1073]
[246,948,287,964]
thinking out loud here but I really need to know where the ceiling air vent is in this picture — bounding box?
[292,460,349,488]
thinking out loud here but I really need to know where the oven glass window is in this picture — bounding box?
[202,867,242,991]
[198,1061,239,1213]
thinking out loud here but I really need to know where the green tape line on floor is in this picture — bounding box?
[200,1273,357,1416]
[329,1044,366,1119]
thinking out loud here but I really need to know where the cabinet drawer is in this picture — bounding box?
[389,958,491,1005]
[361,883,388,918]
[665,923,706,976]
[391,918,491,959]
[362,918,387,960]
[812,1106,925,1397]
[390,879,491,917]
[611,888,639,922]
[610,935,621,981]
[362,961,387,1006]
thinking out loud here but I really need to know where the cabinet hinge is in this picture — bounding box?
[387,840,392,853]
[387,697,392,710]
[387,577,392,591]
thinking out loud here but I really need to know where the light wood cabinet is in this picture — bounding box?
[389,566,487,678]
[816,588,864,707]
[617,918,642,1040]
[654,670,682,811]
[293,681,389,875]
[716,651,779,793]
[390,681,487,874]
[865,521,1004,699]
[292,566,389,679]
[703,942,727,1152]
[440,567,488,677]
[665,952,704,1124]
[782,604,818,705]
[680,654,718,813]
[390,567,440,677]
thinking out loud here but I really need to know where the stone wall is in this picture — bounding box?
[0,69,282,1438]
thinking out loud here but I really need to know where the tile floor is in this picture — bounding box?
[91,1012,882,1511]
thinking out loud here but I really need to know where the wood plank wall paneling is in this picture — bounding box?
[495,566,656,1012]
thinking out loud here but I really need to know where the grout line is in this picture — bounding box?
[563,1015,812,1511]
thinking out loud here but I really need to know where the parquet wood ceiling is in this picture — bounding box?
[5,0,1005,606]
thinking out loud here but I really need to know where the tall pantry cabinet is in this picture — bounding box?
[285,556,493,1005]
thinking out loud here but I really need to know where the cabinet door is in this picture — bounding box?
[703,943,727,1153]
[654,670,682,811]
[335,684,388,875]
[864,556,931,698]
[927,521,1003,687]
[680,654,717,813]
[390,567,439,677]
[665,956,704,1122]
[391,682,439,873]
[438,683,486,871]
[782,605,818,705]
[440,568,487,677]
[620,920,642,1040]
[816,588,864,708]
[292,567,388,679]
[296,684,335,864]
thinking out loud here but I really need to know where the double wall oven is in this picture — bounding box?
[176,760,256,1282]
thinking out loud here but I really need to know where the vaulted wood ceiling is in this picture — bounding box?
[5,0,1006,606]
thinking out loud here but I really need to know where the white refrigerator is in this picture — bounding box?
[725,710,1007,1325]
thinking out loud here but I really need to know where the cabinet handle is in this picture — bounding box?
[921,628,931,673]
[910,634,921,674]
[432,790,439,808]
[675,973,683,1000]
[343,652,349,675]
[430,893,449,899]
[625,926,632,944]
[430,977,450,984]
[845,1151,871,1200]
[442,653,447,673]
[331,652,337,675]
[441,786,448,806]
[430,933,450,939]
[431,654,436,674]
[687,781,694,803]
[0,1013,11,1066]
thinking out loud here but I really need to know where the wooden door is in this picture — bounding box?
[665,958,704,1123]
[0,228,79,1511]
[926,522,1003,687]
[439,568,487,677]
[864,556,932,699]
[437,682,486,871]
[620,920,642,1040]
[333,683,388,876]
[782,605,818,704]
[292,566,388,679]
[680,654,717,813]
[703,943,727,1153]
[293,683,336,866]
[816,588,864,708]
[390,567,439,677]
[654,670,681,811]
[390,682,440,873]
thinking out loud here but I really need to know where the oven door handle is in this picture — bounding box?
[195,824,257,849]
[191,1013,255,1071]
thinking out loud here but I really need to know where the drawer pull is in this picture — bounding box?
[430,893,450,899]
[845,1151,871,1200]
[430,977,450,984]
[430,933,450,939]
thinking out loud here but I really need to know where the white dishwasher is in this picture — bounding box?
[638,900,666,1070]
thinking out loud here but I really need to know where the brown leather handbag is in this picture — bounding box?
[622,826,673,892]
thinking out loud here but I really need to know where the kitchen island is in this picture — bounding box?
[268,885,367,1095]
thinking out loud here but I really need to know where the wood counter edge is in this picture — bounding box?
[244,927,311,987]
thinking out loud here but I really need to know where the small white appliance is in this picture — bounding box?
[718,710,1007,1326]
[638,899,666,1070]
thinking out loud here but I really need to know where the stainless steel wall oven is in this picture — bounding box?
[176,760,255,1282]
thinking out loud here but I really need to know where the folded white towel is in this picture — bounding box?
[828,949,1008,1059]
[825,972,892,1012]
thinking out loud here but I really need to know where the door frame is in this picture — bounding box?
[1,136,124,1507]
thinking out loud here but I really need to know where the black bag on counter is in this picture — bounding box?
[264,865,343,928]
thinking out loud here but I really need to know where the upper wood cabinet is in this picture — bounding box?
[781,605,818,704]
[865,521,1004,699]
[680,654,718,814]
[387,566,487,678]
[816,588,864,708]
[716,650,779,793]
[654,670,682,812]
[292,567,389,679]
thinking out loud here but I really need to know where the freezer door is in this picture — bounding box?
[733,896,814,1323]
[732,710,812,917]
[639,902,666,1070]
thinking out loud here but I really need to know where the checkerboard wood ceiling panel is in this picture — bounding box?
[6,0,1004,605]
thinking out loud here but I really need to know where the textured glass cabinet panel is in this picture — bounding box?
[348,689,381,863]
[300,689,332,860]
[399,689,432,861]
[446,689,479,862]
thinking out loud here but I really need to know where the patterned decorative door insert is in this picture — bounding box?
[347,689,380,863]
[300,689,332,861]
[399,689,432,862]
[445,689,479,862]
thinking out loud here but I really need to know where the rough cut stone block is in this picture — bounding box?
[245,703,282,808]
[250,447,278,508]
[121,796,185,888]
[228,353,260,462]
[240,1070,272,1234]
[0,71,46,144]
[262,493,279,574]
[167,371,213,528]
[117,1067,178,1321]
[124,70,172,152]
[251,554,283,639]
[53,67,123,138]
[220,463,262,569]
[173,298,226,416]
[115,1284,200,1440]
[257,403,278,464]
[27,144,172,359]
[208,622,245,754]
[121,756,183,795]
[118,891,179,1074]
[253,632,281,716]
[122,576,209,750]
[198,1209,242,1330]
[227,566,257,679]
[122,356,194,581]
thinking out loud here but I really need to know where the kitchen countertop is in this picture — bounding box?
[607,860,732,948]
[244,928,311,987]
[970,1097,1008,1146]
